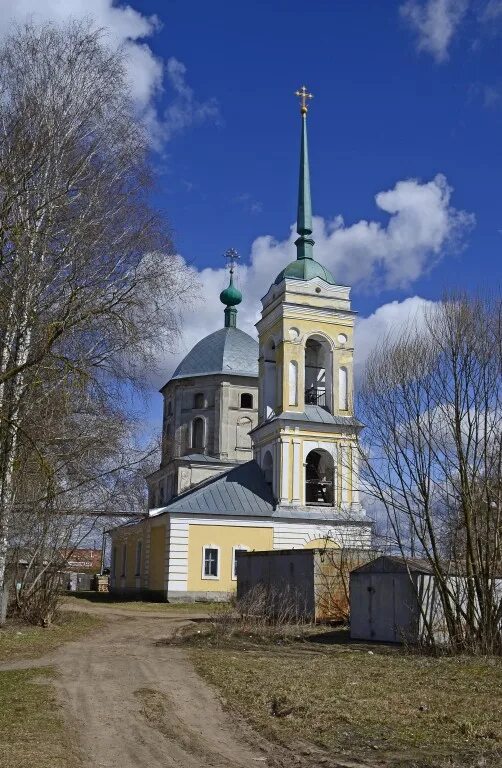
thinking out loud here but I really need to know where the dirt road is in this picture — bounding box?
[4,606,277,768]
[2,603,373,768]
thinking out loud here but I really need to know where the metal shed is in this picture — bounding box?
[350,555,502,644]
[236,547,379,622]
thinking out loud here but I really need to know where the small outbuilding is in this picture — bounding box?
[236,547,379,622]
[350,555,502,644]
[350,556,433,643]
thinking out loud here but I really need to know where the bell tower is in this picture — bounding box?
[251,87,363,514]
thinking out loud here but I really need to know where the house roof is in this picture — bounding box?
[169,326,258,382]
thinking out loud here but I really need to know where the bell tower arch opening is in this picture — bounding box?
[304,335,332,412]
[305,448,335,506]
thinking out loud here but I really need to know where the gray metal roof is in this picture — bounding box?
[151,460,369,524]
[352,556,433,575]
[165,460,274,516]
[170,327,258,381]
[265,405,363,428]
[177,453,234,464]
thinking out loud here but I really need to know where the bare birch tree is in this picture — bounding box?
[0,21,192,620]
[359,293,502,653]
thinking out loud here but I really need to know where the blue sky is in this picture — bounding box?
[2,0,501,427]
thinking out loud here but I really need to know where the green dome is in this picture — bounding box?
[219,280,242,307]
[274,258,336,285]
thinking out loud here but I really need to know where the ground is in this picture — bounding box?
[0,596,500,768]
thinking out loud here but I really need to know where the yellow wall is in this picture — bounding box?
[304,537,340,549]
[149,525,166,591]
[187,524,273,592]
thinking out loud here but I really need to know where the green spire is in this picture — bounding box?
[295,85,314,261]
[220,248,242,328]
[272,86,337,287]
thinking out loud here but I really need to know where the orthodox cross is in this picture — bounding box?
[295,85,313,114]
[224,247,240,277]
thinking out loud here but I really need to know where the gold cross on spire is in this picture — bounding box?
[295,85,313,115]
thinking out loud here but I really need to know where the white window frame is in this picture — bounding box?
[201,545,220,580]
[231,545,249,581]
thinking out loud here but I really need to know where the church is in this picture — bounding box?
[109,88,373,601]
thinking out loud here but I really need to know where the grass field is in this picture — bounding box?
[0,611,102,768]
[0,610,102,663]
[189,628,502,768]
[0,667,81,768]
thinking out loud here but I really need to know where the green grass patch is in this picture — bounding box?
[0,667,80,768]
[0,611,102,663]
[191,635,502,768]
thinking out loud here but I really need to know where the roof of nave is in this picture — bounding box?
[170,326,258,382]
[148,459,369,523]
[157,460,274,517]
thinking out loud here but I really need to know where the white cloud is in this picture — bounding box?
[480,0,502,22]
[158,174,473,385]
[0,0,219,145]
[354,296,435,376]
[400,0,469,62]
[163,57,220,141]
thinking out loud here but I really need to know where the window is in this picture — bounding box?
[194,392,204,409]
[167,400,172,416]
[120,543,127,577]
[232,546,249,580]
[339,366,348,411]
[240,392,253,409]
[263,339,276,418]
[202,546,219,579]
[192,417,204,451]
[159,483,164,506]
[111,546,117,578]
[135,540,142,577]
[236,416,252,450]
[288,360,298,406]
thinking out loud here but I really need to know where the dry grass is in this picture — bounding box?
[0,611,102,768]
[0,667,81,768]
[0,611,102,663]
[190,628,502,768]
[65,592,220,613]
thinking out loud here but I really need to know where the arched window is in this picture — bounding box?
[263,339,277,418]
[263,450,273,489]
[305,449,335,506]
[240,392,253,409]
[192,417,204,451]
[339,367,348,411]
[304,336,331,412]
[193,392,204,409]
[236,417,252,450]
